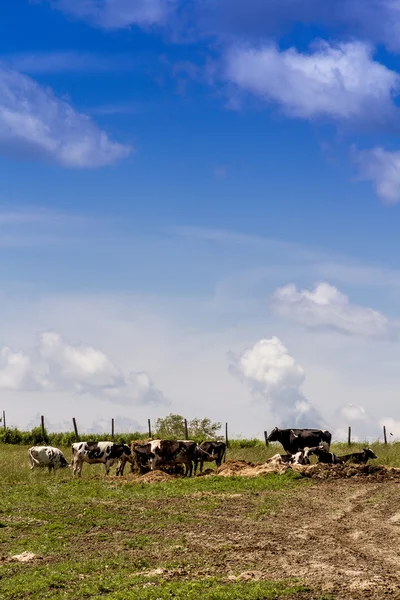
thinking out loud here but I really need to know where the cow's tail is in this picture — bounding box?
[28,448,41,466]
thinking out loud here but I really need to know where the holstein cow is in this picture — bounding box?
[28,446,69,473]
[134,440,197,477]
[71,441,134,477]
[193,441,226,474]
[266,451,310,466]
[305,445,343,465]
[338,448,377,464]
[267,427,332,454]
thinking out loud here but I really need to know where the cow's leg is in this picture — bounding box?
[186,459,193,477]
[116,456,126,476]
[73,457,82,477]
[193,459,198,475]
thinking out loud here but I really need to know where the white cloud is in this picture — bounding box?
[271,282,394,339]
[0,331,166,406]
[47,0,175,29]
[225,40,399,124]
[229,336,324,427]
[352,146,400,204]
[0,65,131,167]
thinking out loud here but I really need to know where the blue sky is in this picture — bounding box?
[2,0,400,439]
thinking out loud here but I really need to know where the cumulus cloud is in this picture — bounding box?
[352,146,400,204]
[46,0,175,29]
[0,331,167,405]
[225,41,399,125]
[0,65,131,167]
[229,336,324,427]
[271,282,394,338]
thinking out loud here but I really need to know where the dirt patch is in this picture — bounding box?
[298,463,400,481]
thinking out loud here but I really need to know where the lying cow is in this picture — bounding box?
[267,427,332,454]
[305,445,343,464]
[266,451,310,466]
[71,441,134,477]
[339,448,377,464]
[28,446,69,472]
[193,441,226,474]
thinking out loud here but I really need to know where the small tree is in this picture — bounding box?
[154,414,222,441]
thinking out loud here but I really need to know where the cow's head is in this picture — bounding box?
[364,448,377,459]
[60,456,70,468]
[267,427,280,442]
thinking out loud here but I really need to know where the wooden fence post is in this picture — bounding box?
[72,418,80,442]
[148,419,152,439]
[41,415,46,441]
[225,423,229,448]
[184,418,189,440]
[383,425,388,445]
[348,426,351,446]
[264,431,269,447]
[111,418,115,441]
[2,410,5,430]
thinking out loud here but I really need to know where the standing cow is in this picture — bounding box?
[267,427,332,454]
[71,441,134,477]
[28,446,69,472]
[193,441,226,474]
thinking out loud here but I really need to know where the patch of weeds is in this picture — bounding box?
[124,535,152,549]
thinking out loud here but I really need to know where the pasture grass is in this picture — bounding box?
[0,444,313,599]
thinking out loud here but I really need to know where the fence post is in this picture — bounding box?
[348,426,351,446]
[225,422,229,448]
[148,419,152,439]
[41,415,46,441]
[264,431,269,447]
[2,410,5,430]
[383,425,388,445]
[72,418,80,442]
[184,418,189,440]
[111,418,115,442]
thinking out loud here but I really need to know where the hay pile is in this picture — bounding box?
[216,460,289,477]
[137,470,174,483]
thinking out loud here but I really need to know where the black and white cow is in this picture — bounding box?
[193,441,226,474]
[267,427,332,454]
[28,446,69,472]
[133,440,198,477]
[71,441,134,477]
[266,450,310,466]
[338,448,377,464]
[305,445,343,464]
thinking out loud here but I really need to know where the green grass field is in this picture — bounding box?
[0,441,396,599]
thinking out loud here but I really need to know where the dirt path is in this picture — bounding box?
[187,478,400,598]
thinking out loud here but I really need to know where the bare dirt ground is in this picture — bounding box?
[133,463,400,599]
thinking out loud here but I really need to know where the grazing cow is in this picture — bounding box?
[193,441,226,474]
[152,440,196,477]
[338,448,377,464]
[267,427,332,454]
[28,446,69,473]
[71,441,134,477]
[305,445,343,464]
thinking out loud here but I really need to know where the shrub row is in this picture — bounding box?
[0,427,261,448]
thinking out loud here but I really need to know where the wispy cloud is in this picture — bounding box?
[44,0,176,30]
[5,51,136,75]
[224,40,399,125]
[0,65,131,168]
[352,145,400,205]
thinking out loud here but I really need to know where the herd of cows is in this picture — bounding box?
[26,427,379,476]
